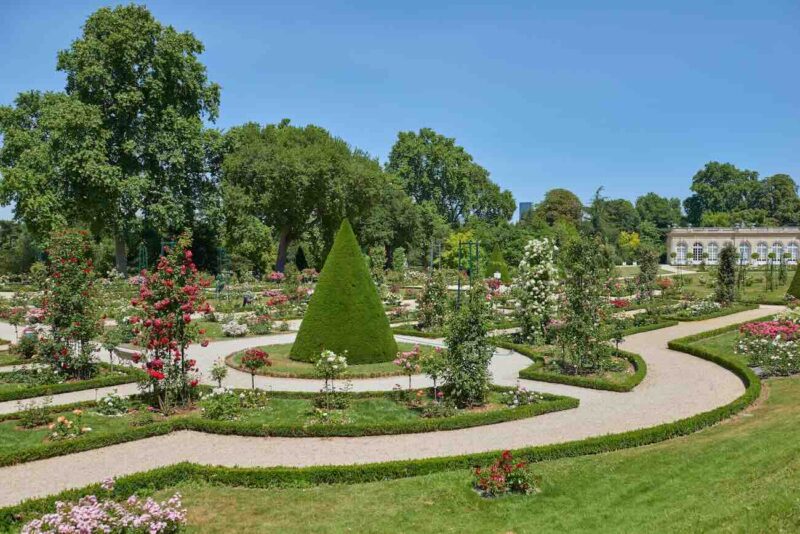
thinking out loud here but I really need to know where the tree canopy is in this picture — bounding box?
[387,127,515,226]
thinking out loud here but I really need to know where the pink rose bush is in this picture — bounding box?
[737,319,800,376]
[394,345,422,390]
[21,480,186,534]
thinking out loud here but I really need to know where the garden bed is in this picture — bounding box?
[661,302,758,322]
[0,387,578,467]
[0,363,144,402]
[224,342,438,378]
[503,341,646,392]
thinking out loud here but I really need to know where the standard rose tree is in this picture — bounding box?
[128,232,211,413]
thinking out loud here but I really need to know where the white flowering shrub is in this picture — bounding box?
[95,390,128,416]
[222,321,249,337]
[513,239,559,343]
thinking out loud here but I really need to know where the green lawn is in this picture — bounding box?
[674,269,792,303]
[0,390,541,460]
[0,353,23,366]
[226,342,436,378]
[146,374,800,533]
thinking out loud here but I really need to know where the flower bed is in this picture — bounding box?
[0,364,144,402]
[661,302,758,322]
[0,386,578,468]
[225,342,438,379]
[508,343,647,392]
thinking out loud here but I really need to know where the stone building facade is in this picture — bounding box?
[666,227,800,266]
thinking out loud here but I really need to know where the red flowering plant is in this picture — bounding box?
[610,298,630,309]
[241,348,271,389]
[473,450,537,497]
[38,229,102,380]
[128,232,211,413]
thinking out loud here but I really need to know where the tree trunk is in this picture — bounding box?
[276,228,291,272]
[114,233,128,274]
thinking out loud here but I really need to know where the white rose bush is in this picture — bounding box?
[513,238,559,343]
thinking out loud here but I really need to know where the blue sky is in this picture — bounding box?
[1,0,799,219]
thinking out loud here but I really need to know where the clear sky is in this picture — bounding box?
[1,0,799,219]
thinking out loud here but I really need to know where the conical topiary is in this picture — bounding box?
[788,265,800,300]
[290,219,398,364]
[484,246,510,283]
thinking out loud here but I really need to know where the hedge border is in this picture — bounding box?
[0,312,768,529]
[661,302,759,322]
[224,348,407,379]
[0,364,144,402]
[0,387,578,468]
[501,340,647,392]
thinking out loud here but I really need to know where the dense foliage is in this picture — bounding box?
[291,220,397,364]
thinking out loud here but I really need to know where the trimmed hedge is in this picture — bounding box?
[0,364,144,402]
[497,339,647,392]
[0,328,762,531]
[661,303,759,322]
[224,351,405,379]
[0,387,578,468]
[620,320,679,336]
[291,220,397,364]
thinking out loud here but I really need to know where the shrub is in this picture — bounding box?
[47,409,91,441]
[210,358,228,387]
[200,388,241,420]
[291,220,397,363]
[15,335,38,360]
[715,243,737,304]
[20,478,186,534]
[15,396,53,429]
[222,321,249,337]
[444,283,493,407]
[513,238,558,343]
[473,450,536,497]
[788,263,800,300]
[94,390,128,416]
[484,246,510,283]
[417,270,449,331]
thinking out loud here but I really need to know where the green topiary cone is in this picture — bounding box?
[290,219,398,364]
[484,246,510,283]
[788,265,800,300]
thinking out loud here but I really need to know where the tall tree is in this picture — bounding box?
[0,5,220,273]
[222,120,389,271]
[386,127,513,225]
[533,188,583,226]
[635,192,682,233]
[683,162,760,225]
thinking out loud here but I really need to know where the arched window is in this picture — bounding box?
[676,242,687,264]
[757,242,768,262]
[772,242,784,264]
[788,242,799,262]
[707,242,719,263]
[739,242,751,264]
[693,242,704,262]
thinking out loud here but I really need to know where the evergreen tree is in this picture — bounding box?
[715,243,737,305]
[291,220,397,363]
[484,246,510,283]
[294,246,308,270]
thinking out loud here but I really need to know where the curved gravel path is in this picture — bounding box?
[0,305,781,506]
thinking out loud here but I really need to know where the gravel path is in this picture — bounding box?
[0,305,781,506]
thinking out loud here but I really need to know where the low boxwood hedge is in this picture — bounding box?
[661,302,759,322]
[619,320,678,336]
[391,328,444,339]
[0,387,578,468]
[497,339,646,392]
[0,364,145,402]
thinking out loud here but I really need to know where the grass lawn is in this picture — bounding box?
[226,342,437,378]
[0,390,563,461]
[674,269,792,303]
[0,353,23,366]
[148,374,800,533]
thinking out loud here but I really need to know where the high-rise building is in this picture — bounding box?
[519,202,533,221]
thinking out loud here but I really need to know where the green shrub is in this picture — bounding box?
[484,246,510,283]
[788,264,800,300]
[291,220,397,364]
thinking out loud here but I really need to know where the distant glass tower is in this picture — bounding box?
[519,202,532,221]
